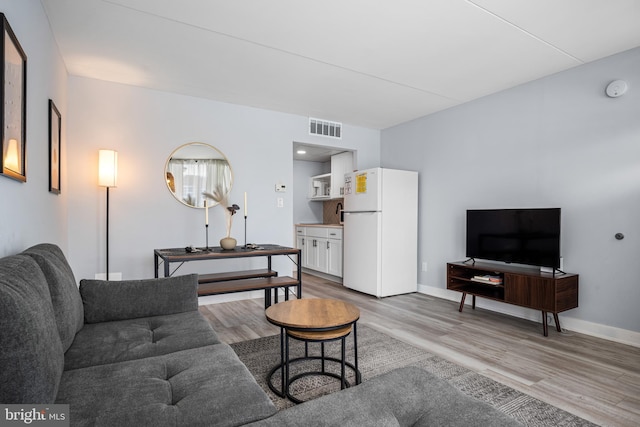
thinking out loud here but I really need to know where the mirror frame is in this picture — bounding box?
[164,142,233,209]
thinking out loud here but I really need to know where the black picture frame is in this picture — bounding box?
[0,13,27,183]
[49,99,61,194]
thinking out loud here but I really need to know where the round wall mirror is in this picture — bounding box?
[165,142,233,208]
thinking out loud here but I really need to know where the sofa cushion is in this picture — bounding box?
[56,344,277,427]
[80,275,199,323]
[64,311,221,370]
[23,243,84,352]
[246,366,521,427]
[0,255,64,403]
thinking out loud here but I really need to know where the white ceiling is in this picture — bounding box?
[41,0,640,130]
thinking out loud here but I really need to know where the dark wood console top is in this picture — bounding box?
[448,260,577,279]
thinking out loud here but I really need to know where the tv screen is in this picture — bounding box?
[466,208,561,269]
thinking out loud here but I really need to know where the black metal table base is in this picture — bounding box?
[267,325,361,404]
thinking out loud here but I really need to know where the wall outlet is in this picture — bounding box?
[422,262,428,272]
[277,197,284,208]
[275,184,286,192]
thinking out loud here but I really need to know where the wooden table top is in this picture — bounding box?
[265,298,360,331]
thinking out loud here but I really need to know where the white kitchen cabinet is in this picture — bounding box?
[308,152,353,200]
[329,152,353,199]
[296,226,343,278]
[327,229,343,277]
[295,227,308,268]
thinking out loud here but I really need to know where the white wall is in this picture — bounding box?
[292,160,328,225]
[66,77,380,285]
[0,0,68,257]
[382,47,640,342]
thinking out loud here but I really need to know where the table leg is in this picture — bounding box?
[353,322,360,384]
[264,289,271,309]
[154,254,159,279]
[285,331,290,397]
[164,259,170,278]
[458,292,467,312]
[340,336,347,389]
[542,311,549,337]
[296,249,302,299]
[553,313,562,332]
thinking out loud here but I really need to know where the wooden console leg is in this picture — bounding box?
[553,313,562,332]
[472,295,476,310]
[542,311,549,337]
[458,293,466,312]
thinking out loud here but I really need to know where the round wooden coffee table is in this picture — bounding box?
[265,298,361,403]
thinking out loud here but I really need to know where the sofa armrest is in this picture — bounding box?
[79,274,198,323]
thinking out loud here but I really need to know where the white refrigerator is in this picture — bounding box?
[342,168,418,297]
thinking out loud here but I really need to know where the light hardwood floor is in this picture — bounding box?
[199,273,640,427]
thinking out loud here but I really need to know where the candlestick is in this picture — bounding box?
[205,200,209,225]
[205,224,209,251]
[244,215,248,249]
[244,192,248,216]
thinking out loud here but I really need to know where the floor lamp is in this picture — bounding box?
[98,150,118,280]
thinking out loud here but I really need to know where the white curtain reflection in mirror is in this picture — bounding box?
[167,158,231,207]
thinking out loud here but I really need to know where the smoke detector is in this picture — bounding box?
[606,80,628,98]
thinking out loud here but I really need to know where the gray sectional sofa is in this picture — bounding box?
[0,243,520,426]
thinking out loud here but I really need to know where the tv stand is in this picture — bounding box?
[447,261,578,336]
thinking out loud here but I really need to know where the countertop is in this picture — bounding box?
[296,223,343,228]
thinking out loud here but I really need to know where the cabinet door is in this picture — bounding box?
[327,238,343,277]
[504,274,555,311]
[306,238,322,271]
[330,152,353,198]
[316,238,329,273]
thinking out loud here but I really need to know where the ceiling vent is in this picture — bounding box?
[309,118,342,139]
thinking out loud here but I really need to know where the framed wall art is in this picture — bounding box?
[0,13,27,183]
[49,99,61,193]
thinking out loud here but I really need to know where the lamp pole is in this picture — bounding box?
[106,186,110,280]
[98,149,118,281]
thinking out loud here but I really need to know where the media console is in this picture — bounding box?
[447,261,578,336]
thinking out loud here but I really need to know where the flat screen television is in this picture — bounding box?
[466,208,561,269]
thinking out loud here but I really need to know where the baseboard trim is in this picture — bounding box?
[418,284,640,348]
[300,268,343,284]
[197,289,289,306]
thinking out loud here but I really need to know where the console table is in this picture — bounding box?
[447,261,578,336]
[154,245,302,308]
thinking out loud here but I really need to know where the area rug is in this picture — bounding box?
[231,325,596,427]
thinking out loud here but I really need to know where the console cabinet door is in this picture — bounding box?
[504,274,555,311]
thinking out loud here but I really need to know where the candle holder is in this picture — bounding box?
[205,224,210,251]
[243,215,248,249]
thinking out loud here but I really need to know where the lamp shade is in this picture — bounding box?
[98,149,118,187]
